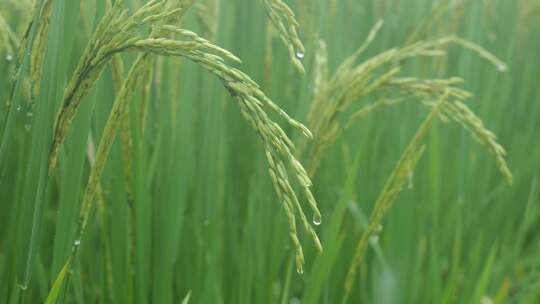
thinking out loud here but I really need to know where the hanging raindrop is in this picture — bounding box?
[369,234,379,245]
[312,213,322,226]
[25,112,33,131]
[496,63,507,72]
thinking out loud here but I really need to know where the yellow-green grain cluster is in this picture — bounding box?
[304,20,512,185]
[30,0,53,99]
[388,77,513,184]
[47,0,321,274]
[50,0,189,169]
[263,0,306,73]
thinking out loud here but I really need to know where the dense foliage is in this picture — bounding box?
[1,0,539,303]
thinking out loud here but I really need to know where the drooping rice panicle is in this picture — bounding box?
[345,97,407,128]
[441,100,513,184]
[85,134,115,302]
[263,0,306,73]
[304,19,512,183]
[75,0,195,247]
[29,0,53,100]
[49,0,191,169]
[382,77,513,184]
[47,0,321,274]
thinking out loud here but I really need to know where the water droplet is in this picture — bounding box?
[408,171,414,189]
[290,297,302,304]
[295,51,305,59]
[16,105,21,111]
[25,112,33,131]
[6,54,13,61]
[481,295,494,304]
[369,235,379,245]
[312,213,322,226]
[496,63,507,72]
[74,239,81,246]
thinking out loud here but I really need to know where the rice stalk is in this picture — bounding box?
[103,0,136,208]
[263,0,306,73]
[86,134,115,302]
[79,56,149,250]
[341,94,448,303]
[47,0,191,292]
[76,0,194,250]
[97,190,115,303]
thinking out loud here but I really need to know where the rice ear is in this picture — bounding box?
[304,20,512,185]
[47,0,322,273]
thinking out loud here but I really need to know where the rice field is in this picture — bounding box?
[1,0,539,303]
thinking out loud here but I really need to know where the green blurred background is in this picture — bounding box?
[1,0,540,303]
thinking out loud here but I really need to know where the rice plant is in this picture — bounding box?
[1,0,539,303]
